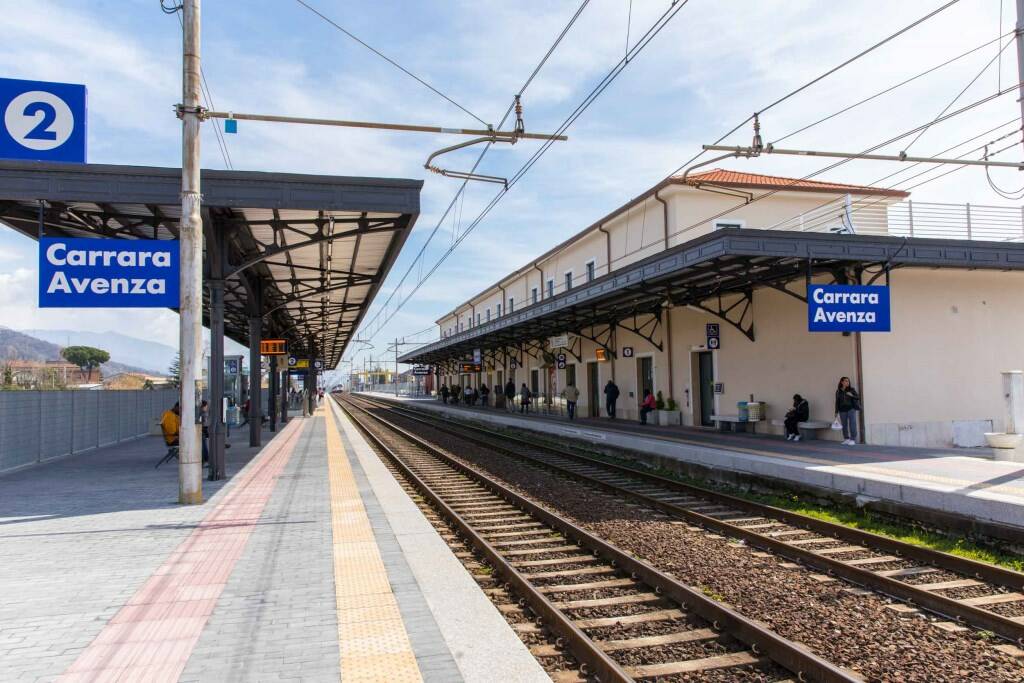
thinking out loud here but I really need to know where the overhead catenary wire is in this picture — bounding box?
[361,0,692,345]
[294,0,488,126]
[771,30,1015,146]
[664,0,966,181]
[352,0,594,346]
[901,35,1016,154]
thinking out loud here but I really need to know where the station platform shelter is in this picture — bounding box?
[0,160,421,489]
[0,402,546,683]
[401,169,1024,450]
[366,392,1024,538]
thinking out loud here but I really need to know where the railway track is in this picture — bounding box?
[334,394,861,682]
[351,394,1024,648]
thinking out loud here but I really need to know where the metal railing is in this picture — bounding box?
[767,197,1024,242]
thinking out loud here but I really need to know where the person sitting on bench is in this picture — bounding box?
[156,402,181,468]
[784,394,809,441]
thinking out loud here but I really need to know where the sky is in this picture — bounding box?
[1,0,1021,384]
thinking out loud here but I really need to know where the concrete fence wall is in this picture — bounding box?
[0,389,179,473]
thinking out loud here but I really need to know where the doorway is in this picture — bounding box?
[697,351,714,426]
[636,356,654,402]
[587,362,600,417]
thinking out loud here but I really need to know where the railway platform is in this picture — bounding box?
[366,393,1024,535]
[0,404,546,683]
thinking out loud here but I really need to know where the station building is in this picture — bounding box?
[401,169,1024,448]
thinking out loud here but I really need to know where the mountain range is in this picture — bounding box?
[0,327,162,377]
[20,328,176,375]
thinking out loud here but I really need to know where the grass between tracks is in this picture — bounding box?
[488,423,1024,574]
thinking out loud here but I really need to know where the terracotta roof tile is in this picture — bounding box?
[673,168,909,198]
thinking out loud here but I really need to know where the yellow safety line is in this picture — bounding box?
[324,405,423,683]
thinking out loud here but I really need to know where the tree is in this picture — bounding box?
[61,345,110,383]
[168,352,181,388]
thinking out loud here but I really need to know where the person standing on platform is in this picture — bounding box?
[834,377,861,446]
[464,385,473,404]
[520,383,532,413]
[561,383,580,420]
[440,384,450,404]
[479,384,490,407]
[639,389,656,425]
[504,379,516,413]
[604,379,620,419]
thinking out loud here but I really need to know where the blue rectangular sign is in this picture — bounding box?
[0,77,87,163]
[39,238,179,308]
[808,284,890,332]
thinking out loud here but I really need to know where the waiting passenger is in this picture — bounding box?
[450,385,460,404]
[161,402,181,447]
[504,380,516,413]
[479,384,490,406]
[834,377,861,446]
[561,383,580,420]
[639,389,656,425]
[440,384,450,404]
[520,383,532,413]
[470,386,479,405]
[784,394,810,441]
[464,385,473,404]
[604,380,620,419]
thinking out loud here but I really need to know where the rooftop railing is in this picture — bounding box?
[767,197,1024,242]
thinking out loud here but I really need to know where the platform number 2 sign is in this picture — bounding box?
[0,78,87,163]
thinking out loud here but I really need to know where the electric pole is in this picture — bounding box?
[178,0,203,504]
[395,337,399,397]
[1016,0,1024,155]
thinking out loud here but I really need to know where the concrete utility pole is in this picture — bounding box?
[395,337,399,397]
[178,0,203,504]
[1015,0,1024,155]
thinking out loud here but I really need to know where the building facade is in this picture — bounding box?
[403,170,1024,448]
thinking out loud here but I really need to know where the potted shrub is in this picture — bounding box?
[658,394,683,426]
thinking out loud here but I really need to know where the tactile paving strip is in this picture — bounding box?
[324,406,423,682]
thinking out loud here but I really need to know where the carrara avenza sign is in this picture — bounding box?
[38,237,179,308]
[807,284,890,333]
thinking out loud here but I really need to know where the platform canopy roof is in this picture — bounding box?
[400,228,1024,365]
[0,161,421,368]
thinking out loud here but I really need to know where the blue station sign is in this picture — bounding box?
[38,238,179,308]
[807,284,891,333]
[0,78,87,163]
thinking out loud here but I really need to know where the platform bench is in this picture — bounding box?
[710,414,763,433]
[769,419,833,439]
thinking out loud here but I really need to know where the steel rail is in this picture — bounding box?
[358,394,1024,646]
[334,397,632,682]
[338,395,863,682]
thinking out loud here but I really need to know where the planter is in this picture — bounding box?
[984,432,1023,449]
[656,410,682,426]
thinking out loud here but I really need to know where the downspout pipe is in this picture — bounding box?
[533,262,544,300]
[498,283,506,315]
[654,190,669,250]
[597,224,611,276]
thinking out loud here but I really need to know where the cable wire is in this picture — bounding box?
[360,0,691,345]
[352,0,593,346]
[294,0,488,126]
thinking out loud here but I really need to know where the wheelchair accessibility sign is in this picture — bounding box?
[0,78,87,163]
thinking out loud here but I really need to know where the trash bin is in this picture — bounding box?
[737,401,749,422]
[747,401,763,422]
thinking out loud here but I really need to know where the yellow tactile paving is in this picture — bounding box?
[323,406,423,682]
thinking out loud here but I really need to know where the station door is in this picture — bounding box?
[697,351,714,426]
[587,362,599,417]
[637,357,654,401]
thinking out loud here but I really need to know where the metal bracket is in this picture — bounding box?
[615,312,663,352]
[575,322,617,359]
[692,289,755,342]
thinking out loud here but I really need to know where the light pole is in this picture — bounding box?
[178,0,203,504]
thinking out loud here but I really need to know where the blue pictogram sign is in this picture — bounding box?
[38,238,179,308]
[0,78,87,163]
[808,284,891,332]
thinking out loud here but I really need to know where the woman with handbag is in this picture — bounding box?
[834,376,861,445]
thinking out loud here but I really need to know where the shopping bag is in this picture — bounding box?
[830,418,843,431]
